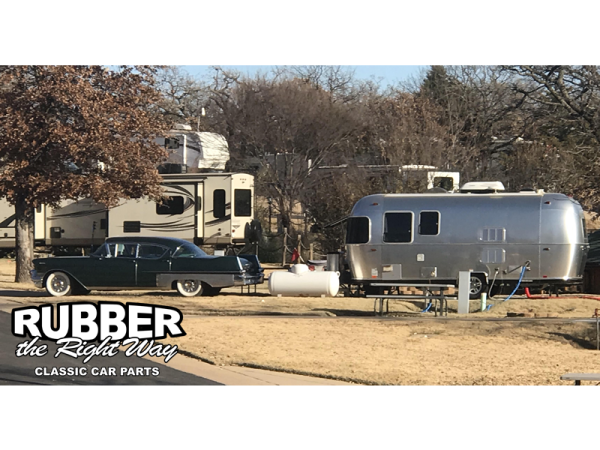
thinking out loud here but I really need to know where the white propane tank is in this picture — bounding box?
[290,264,310,274]
[269,271,339,297]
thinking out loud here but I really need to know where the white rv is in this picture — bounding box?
[157,124,230,172]
[0,199,46,252]
[108,173,254,246]
[1,173,256,252]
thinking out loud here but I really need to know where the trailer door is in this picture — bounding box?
[203,175,232,246]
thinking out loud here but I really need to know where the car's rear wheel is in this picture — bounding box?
[176,279,203,297]
[45,271,72,297]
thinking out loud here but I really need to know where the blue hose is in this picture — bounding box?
[487,264,528,310]
[421,302,433,313]
[503,265,527,302]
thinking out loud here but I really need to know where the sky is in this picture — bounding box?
[183,65,427,88]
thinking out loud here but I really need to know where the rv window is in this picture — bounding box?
[434,177,454,191]
[419,211,439,235]
[346,217,369,244]
[384,213,412,243]
[165,137,180,149]
[234,189,252,217]
[213,190,226,218]
[123,221,141,233]
[156,196,184,215]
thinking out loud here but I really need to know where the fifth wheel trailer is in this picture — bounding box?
[343,186,589,298]
[0,172,256,252]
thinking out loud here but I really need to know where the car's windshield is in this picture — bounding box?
[173,243,207,258]
[92,243,112,257]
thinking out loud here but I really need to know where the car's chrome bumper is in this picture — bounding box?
[234,273,264,286]
[30,270,43,288]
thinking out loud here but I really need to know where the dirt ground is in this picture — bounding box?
[2,260,600,385]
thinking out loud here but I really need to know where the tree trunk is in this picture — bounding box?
[14,200,34,284]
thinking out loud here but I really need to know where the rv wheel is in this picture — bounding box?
[469,274,487,299]
[176,280,204,297]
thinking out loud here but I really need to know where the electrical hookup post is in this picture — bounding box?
[5,302,198,384]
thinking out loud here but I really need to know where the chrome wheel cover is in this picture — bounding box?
[182,280,199,293]
[470,276,483,295]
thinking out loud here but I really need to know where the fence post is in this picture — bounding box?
[309,243,314,261]
[297,235,302,263]
[282,227,287,267]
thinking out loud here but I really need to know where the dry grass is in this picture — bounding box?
[2,259,600,385]
[165,317,600,385]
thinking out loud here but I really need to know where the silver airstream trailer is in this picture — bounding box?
[344,183,589,298]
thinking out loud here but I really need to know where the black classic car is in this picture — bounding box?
[31,236,264,297]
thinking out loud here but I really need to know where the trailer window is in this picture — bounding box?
[384,213,412,243]
[346,217,370,244]
[164,137,180,149]
[419,211,439,235]
[213,189,226,219]
[434,177,454,191]
[234,189,252,217]
[156,196,184,215]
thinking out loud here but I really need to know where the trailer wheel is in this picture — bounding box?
[469,274,487,299]
[176,280,203,297]
[45,271,72,297]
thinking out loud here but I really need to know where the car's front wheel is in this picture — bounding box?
[45,271,72,297]
[176,279,203,297]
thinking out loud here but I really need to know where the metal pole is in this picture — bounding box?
[282,227,287,267]
[596,309,599,351]
[267,198,272,233]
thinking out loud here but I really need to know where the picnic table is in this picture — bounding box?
[560,373,600,385]
[366,283,454,317]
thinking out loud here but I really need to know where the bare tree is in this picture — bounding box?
[500,65,600,211]
[207,68,361,235]
[156,66,211,130]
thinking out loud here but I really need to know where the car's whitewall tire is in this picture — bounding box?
[176,279,203,297]
[45,271,72,297]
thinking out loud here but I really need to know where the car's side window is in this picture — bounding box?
[138,244,167,259]
[115,243,138,258]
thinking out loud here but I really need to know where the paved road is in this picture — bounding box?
[0,311,221,385]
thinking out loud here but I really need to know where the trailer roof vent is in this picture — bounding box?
[460,181,506,194]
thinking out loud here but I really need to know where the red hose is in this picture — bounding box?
[524,287,600,301]
[524,287,550,299]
